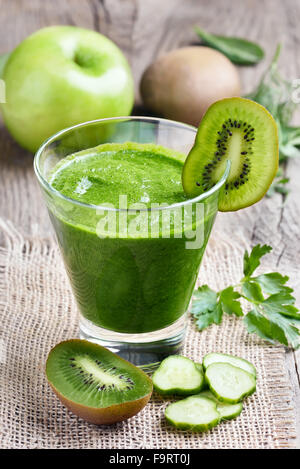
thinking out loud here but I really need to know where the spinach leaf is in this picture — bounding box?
[195,27,264,65]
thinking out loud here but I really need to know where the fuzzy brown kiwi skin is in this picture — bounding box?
[46,340,153,425]
[140,47,240,127]
[48,381,152,425]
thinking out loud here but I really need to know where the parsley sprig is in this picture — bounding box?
[191,244,300,349]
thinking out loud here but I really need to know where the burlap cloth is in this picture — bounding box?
[0,218,297,449]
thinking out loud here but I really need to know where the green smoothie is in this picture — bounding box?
[48,142,217,333]
[50,142,186,207]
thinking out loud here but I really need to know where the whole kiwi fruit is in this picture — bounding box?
[46,340,153,425]
[140,47,240,126]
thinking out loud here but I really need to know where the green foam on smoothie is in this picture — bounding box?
[50,142,187,207]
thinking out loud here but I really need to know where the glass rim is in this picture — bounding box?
[33,116,231,213]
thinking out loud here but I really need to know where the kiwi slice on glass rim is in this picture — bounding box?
[46,340,153,425]
[182,97,279,211]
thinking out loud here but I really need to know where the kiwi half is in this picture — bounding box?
[182,97,278,211]
[46,340,153,425]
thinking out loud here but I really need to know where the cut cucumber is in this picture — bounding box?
[152,355,204,396]
[195,362,204,373]
[205,362,256,403]
[165,395,220,431]
[203,352,256,377]
[199,390,243,420]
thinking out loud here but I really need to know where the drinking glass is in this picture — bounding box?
[34,117,229,368]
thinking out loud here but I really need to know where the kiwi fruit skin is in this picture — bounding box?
[182,97,279,212]
[140,47,240,127]
[46,340,153,425]
[48,384,151,425]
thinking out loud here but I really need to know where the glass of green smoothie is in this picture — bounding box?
[34,117,229,368]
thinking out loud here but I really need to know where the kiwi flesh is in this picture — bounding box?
[182,97,278,211]
[46,340,153,425]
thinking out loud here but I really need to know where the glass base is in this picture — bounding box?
[79,314,187,370]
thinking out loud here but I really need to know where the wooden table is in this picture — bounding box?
[0,0,299,446]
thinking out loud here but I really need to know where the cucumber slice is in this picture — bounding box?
[165,396,220,431]
[153,355,204,396]
[203,352,256,377]
[195,362,204,373]
[205,362,256,403]
[199,390,243,420]
[195,363,210,390]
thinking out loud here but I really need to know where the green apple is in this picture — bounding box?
[0,26,134,153]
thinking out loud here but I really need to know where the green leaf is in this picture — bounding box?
[193,303,223,331]
[242,281,265,302]
[245,43,300,196]
[191,285,223,330]
[246,45,295,127]
[244,300,300,349]
[194,27,264,65]
[244,308,289,346]
[243,287,300,348]
[289,317,300,327]
[262,292,300,319]
[277,124,300,163]
[271,305,300,319]
[281,125,300,147]
[243,244,272,278]
[267,172,290,197]
[263,310,300,349]
[263,291,296,307]
[280,143,300,159]
[193,285,218,310]
[277,178,290,185]
[253,272,291,294]
[191,244,300,349]
[219,286,243,317]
